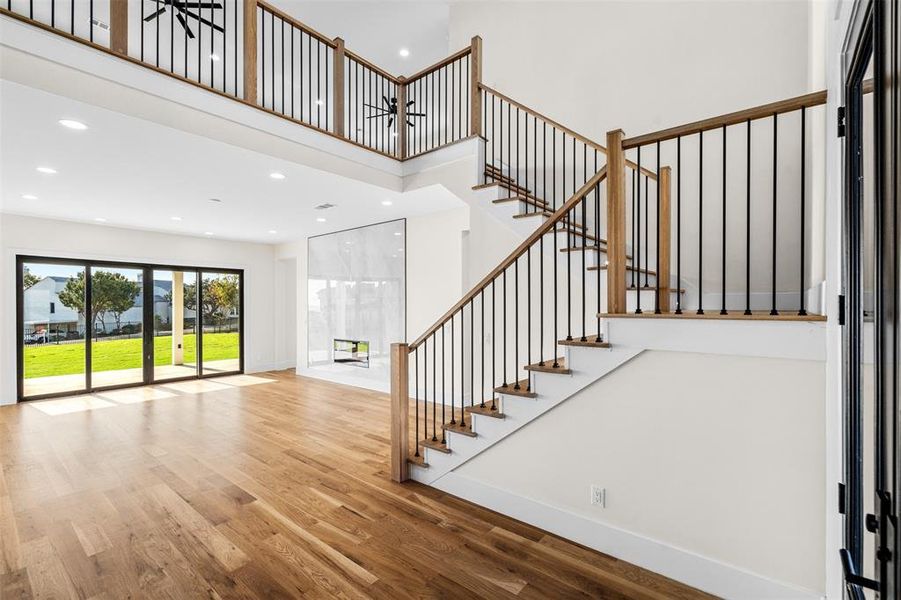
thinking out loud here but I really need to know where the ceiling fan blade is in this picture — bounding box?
[181,8,225,33]
[387,117,394,128]
[175,13,196,38]
[173,2,223,8]
[406,100,415,107]
[382,95,391,108]
[407,120,415,127]
[363,103,389,113]
[366,114,388,120]
[406,112,426,117]
[144,6,167,21]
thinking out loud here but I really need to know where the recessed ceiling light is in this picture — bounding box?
[391,132,398,137]
[36,166,57,174]
[345,241,352,245]
[94,217,107,223]
[399,48,410,58]
[316,217,326,223]
[393,231,401,236]
[171,216,182,221]
[22,194,38,200]
[315,99,324,106]
[270,172,285,180]
[381,200,393,206]
[398,248,404,252]
[391,254,398,258]
[268,230,278,234]
[204,231,214,236]
[210,53,220,61]
[58,119,88,130]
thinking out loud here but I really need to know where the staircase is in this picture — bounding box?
[391,87,829,485]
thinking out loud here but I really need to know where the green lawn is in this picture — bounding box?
[23,333,239,379]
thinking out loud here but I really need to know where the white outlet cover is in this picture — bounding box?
[590,485,606,507]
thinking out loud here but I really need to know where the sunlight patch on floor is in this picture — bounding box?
[26,373,279,415]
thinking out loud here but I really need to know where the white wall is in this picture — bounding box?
[455,349,826,596]
[0,213,286,404]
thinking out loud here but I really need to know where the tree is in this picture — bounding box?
[23,267,40,290]
[57,271,139,334]
[184,276,240,329]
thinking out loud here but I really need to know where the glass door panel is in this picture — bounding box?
[200,271,241,375]
[90,265,144,388]
[153,270,198,381]
[21,261,87,397]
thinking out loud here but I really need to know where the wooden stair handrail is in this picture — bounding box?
[409,166,608,350]
[406,46,473,83]
[479,84,657,180]
[256,0,338,48]
[622,89,828,149]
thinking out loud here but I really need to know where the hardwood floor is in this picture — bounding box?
[0,371,714,599]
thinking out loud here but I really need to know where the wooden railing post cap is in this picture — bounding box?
[334,36,344,45]
[607,128,625,137]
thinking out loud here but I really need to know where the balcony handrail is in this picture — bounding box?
[406,46,473,84]
[256,0,337,48]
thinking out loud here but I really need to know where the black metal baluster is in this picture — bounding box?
[595,148,601,340]
[516,106,520,198]
[698,131,705,315]
[676,137,683,314]
[481,289,486,408]
[316,40,321,127]
[566,204,572,341]
[527,244,531,390]
[636,148,642,313]
[469,298,473,413]
[291,27,294,118]
[581,146,587,340]
[771,113,778,316]
[441,324,446,444]
[745,120,751,315]
[514,257,520,390]
[431,334,437,441]
[721,125,728,315]
[632,168,637,291]
[507,101,511,193]
[799,107,807,316]
[503,269,508,387]
[655,141,662,313]
[414,348,420,457]
[491,280,497,410]
[644,174,649,288]
[450,315,455,425]
[280,20,285,113]
[553,129,559,366]
[540,224,545,366]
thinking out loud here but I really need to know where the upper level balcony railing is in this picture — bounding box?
[1,0,480,160]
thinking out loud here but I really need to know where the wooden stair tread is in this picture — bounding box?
[407,454,429,468]
[597,311,827,322]
[493,195,550,211]
[524,358,571,374]
[420,438,452,454]
[494,379,537,398]
[472,181,533,196]
[515,212,587,231]
[588,264,657,276]
[465,404,505,418]
[443,422,477,437]
[558,337,610,348]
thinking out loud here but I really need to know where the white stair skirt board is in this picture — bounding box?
[432,473,822,600]
[410,344,643,485]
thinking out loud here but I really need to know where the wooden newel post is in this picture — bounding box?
[390,343,410,482]
[657,166,672,313]
[333,37,345,136]
[109,0,128,55]
[606,129,627,313]
[243,0,258,103]
[397,77,407,159]
[469,36,482,137]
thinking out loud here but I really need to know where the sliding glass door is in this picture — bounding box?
[90,265,145,389]
[17,257,244,401]
[19,260,88,398]
[153,270,199,382]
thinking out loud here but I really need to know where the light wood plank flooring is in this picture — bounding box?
[0,370,715,599]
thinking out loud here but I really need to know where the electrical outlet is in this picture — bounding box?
[590,485,606,507]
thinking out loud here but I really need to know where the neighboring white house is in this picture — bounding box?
[22,276,195,340]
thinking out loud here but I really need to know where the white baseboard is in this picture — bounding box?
[295,367,389,393]
[433,472,824,600]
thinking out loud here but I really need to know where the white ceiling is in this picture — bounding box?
[274,1,452,77]
[0,80,463,244]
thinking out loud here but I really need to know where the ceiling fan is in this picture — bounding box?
[365,96,426,129]
[144,0,225,39]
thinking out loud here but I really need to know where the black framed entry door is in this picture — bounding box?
[16,256,244,401]
[841,0,900,596]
